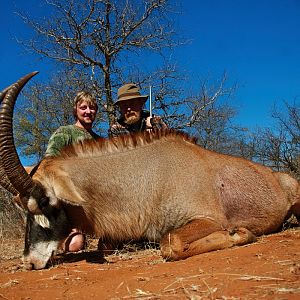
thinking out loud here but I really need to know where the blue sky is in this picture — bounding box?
[177,0,300,128]
[1,0,300,155]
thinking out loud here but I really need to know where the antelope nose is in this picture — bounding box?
[23,262,34,270]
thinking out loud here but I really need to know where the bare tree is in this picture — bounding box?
[17,0,183,125]
[143,71,253,157]
[176,73,237,130]
[123,67,239,134]
[252,101,300,179]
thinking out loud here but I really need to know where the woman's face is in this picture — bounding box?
[76,100,97,128]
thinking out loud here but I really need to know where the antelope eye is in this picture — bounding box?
[39,197,49,208]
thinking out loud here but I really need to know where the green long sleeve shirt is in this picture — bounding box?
[45,124,100,157]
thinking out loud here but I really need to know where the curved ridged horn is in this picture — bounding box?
[0,84,19,195]
[0,84,13,102]
[0,163,19,195]
[0,72,39,196]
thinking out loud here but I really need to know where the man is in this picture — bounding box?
[109,83,167,137]
[45,91,100,252]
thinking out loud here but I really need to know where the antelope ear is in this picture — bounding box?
[50,172,86,206]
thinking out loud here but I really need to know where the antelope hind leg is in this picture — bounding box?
[160,218,223,260]
[160,219,257,261]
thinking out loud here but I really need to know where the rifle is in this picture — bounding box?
[149,85,153,118]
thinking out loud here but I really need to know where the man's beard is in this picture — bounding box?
[124,111,141,125]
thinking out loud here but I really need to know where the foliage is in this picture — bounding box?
[251,101,300,179]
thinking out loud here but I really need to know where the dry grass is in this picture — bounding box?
[86,236,161,261]
[0,188,25,261]
[282,215,299,230]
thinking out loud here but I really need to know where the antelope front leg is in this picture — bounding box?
[160,218,257,260]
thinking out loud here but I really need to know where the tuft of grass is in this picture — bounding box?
[282,215,299,230]
[88,236,160,257]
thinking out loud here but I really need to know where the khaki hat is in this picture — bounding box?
[115,83,148,105]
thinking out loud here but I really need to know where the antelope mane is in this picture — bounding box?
[58,129,197,159]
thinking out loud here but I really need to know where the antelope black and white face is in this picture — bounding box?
[22,183,71,270]
[0,72,71,270]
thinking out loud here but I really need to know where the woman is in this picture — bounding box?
[45,91,100,252]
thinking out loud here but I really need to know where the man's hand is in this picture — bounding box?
[145,116,153,129]
[111,123,125,130]
[146,116,167,130]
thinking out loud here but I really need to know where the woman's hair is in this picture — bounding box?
[73,91,98,120]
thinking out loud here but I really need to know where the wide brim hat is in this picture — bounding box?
[114,83,148,105]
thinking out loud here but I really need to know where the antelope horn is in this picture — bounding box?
[0,164,19,195]
[0,84,13,102]
[0,84,19,195]
[0,71,39,196]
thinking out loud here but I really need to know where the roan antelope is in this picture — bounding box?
[0,72,299,270]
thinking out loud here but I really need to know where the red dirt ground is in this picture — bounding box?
[0,228,299,300]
